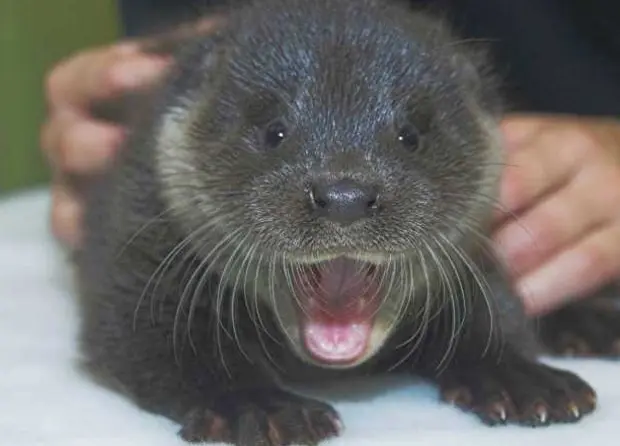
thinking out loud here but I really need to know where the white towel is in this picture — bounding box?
[1,188,618,446]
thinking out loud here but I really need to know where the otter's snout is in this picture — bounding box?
[309,178,379,225]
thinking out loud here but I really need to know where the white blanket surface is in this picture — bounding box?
[1,188,618,446]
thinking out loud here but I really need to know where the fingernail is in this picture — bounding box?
[64,123,125,174]
[111,57,170,89]
[51,187,83,249]
[114,41,141,55]
[515,279,541,315]
[515,251,584,316]
[492,222,535,275]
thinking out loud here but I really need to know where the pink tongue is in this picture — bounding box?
[297,258,380,365]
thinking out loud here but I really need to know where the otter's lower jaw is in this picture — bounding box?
[295,307,395,369]
[293,322,392,370]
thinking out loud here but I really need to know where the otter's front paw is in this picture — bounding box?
[179,388,342,445]
[437,360,597,426]
[539,300,620,357]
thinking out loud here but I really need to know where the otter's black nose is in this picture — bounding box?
[310,179,378,225]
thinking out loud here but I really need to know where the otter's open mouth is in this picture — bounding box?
[292,256,384,366]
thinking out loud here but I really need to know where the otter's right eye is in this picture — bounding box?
[264,120,287,148]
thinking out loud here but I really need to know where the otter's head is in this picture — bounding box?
[154,0,504,369]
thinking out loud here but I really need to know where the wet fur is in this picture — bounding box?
[76,0,608,444]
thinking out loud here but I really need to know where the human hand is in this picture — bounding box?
[493,114,620,316]
[41,18,220,249]
[41,42,170,248]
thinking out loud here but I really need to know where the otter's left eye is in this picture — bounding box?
[264,119,287,148]
[397,124,420,151]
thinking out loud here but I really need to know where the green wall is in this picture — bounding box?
[0,0,120,194]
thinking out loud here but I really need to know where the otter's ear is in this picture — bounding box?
[160,27,229,110]
[450,47,503,117]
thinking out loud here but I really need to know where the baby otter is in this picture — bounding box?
[75,0,619,444]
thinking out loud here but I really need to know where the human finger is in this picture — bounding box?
[517,223,620,316]
[498,123,593,219]
[50,184,83,249]
[41,110,125,174]
[494,161,620,279]
[45,43,169,112]
[500,114,548,150]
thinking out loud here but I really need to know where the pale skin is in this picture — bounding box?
[40,28,620,318]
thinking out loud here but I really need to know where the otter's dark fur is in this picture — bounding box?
[75,0,610,444]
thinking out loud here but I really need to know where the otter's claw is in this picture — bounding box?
[179,388,342,445]
[437,359,596,426]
